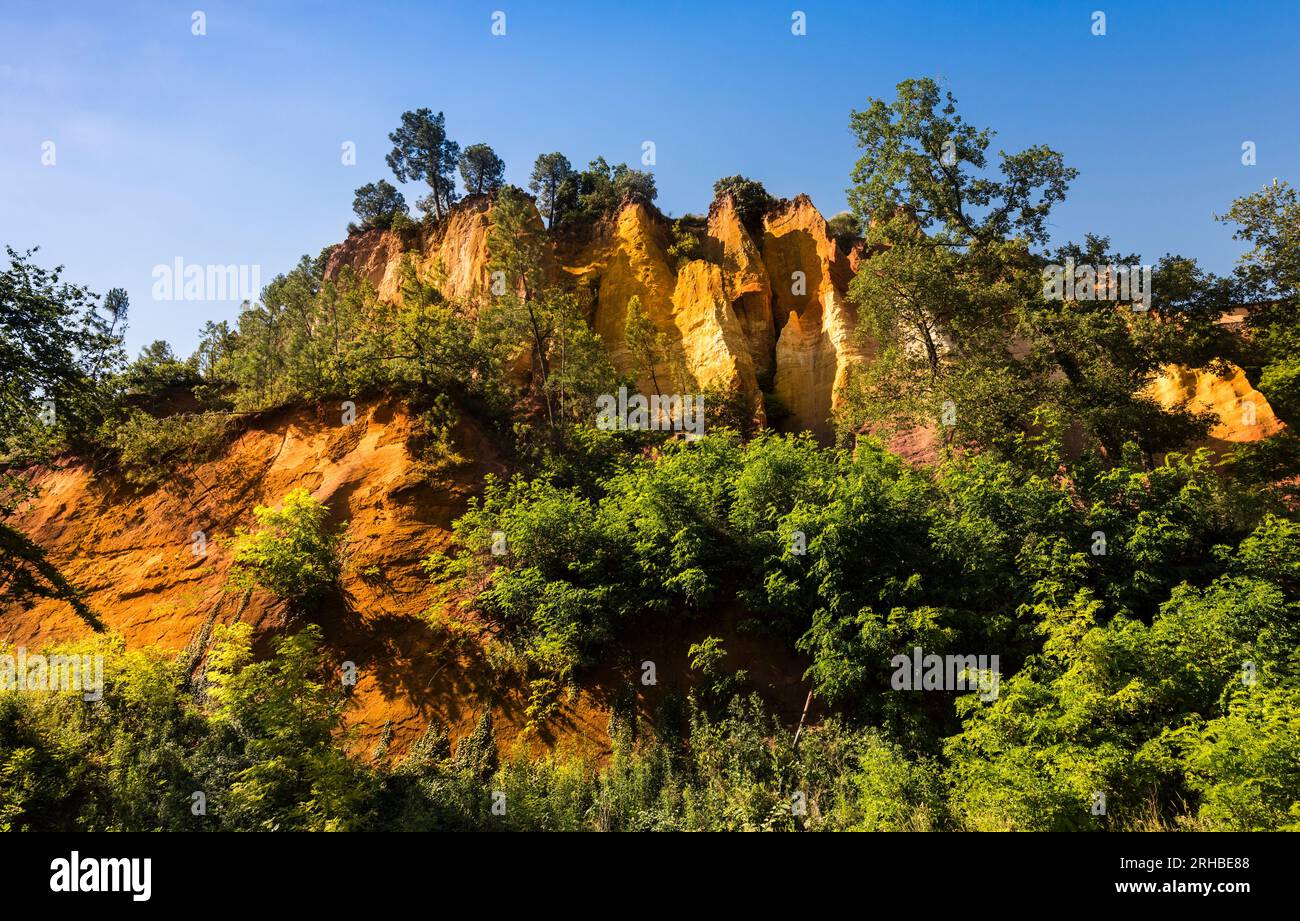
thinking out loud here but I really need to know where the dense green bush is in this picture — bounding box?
[110,410,230,489]
[712,175,774,232]
[351,179,409,232]
[666,218,703,268]
[118,340,202,401]
[228,489,345,603]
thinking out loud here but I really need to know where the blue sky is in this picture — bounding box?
[2,0,1297,355]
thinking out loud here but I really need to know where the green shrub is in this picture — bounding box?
[118,340,201,401]
[688,636,748,707]
[666,219,703,268]
[712,175,773,232]
[1178,684,1300,831]
[228,488,345,603]
[825,211,862,249]
[110,410,230,489]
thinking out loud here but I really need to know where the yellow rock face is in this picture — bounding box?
[328,196,1288,453]
[324,228,408,302]
[421,195,494,303]
[705,197,775,381]
[762,195,866,441]
[328,193,868,438]
[325,195,547,311]
[569,202,765,420]
[575,202,679,385]
[670,258,764,423]
[1148,362,1284,443]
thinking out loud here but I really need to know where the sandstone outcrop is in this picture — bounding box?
[570,201,681,387]
[704,196,775,382]
[762,195,868,441]
[326,193,1281,453]
[422,193,495,302]
[1,402,607,756]
[1148,362,1284,445]
[670,258,764,422]
[323,227,408,302]
[325,192,867,439]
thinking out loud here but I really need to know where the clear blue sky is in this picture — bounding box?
[2,0,1297,355]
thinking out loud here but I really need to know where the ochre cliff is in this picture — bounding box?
[325,195,499,305]
[1149,362,1284,445]
[704,196,775,382]
[761,195,868,440]
[321,190,1279,449]
[327,193,868,440]
[3,402,533,755]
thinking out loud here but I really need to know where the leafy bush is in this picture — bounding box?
[351,179,408,232]
[228,489,345,603]
[203,253,401,412]
[825,211,861,249]
[110,410,230,489]
[712,175,773,232]
[118,340,201,401]
[1178,684,1300,830]
[667,218,703,267]
[688,636,748,708]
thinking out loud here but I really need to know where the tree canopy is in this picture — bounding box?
[386,108,460,221]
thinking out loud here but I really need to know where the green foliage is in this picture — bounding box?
[0,628,372,831]
[228,489,345,604]
[423,423,1300,830]
[458,143,505,197]
[623,294,670,393]
[482,186,618,443]
[529,152,574,228]
[1259,358,1300,423]
[118,340,201,401]
[1218,180,1300,428]
[1178,683,1300,830]
[1,247,123,491]
[946,571,1300,831]
[838,83,1220,466]
[666,218,703,268]
[110,410,230,489]
[351,179,409,231]
[1,247,126,608]
[204,253,399,411]
[688,636,749,708]
[386,108,460,222]
[712,175,773,232]
[204,623,370,830]
[825,211,861,249]
[847,77,1076,246]
[389,259,495,401]
[562,156,657,224]
[842,216,1023,447]
[1218,179,1300,302]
